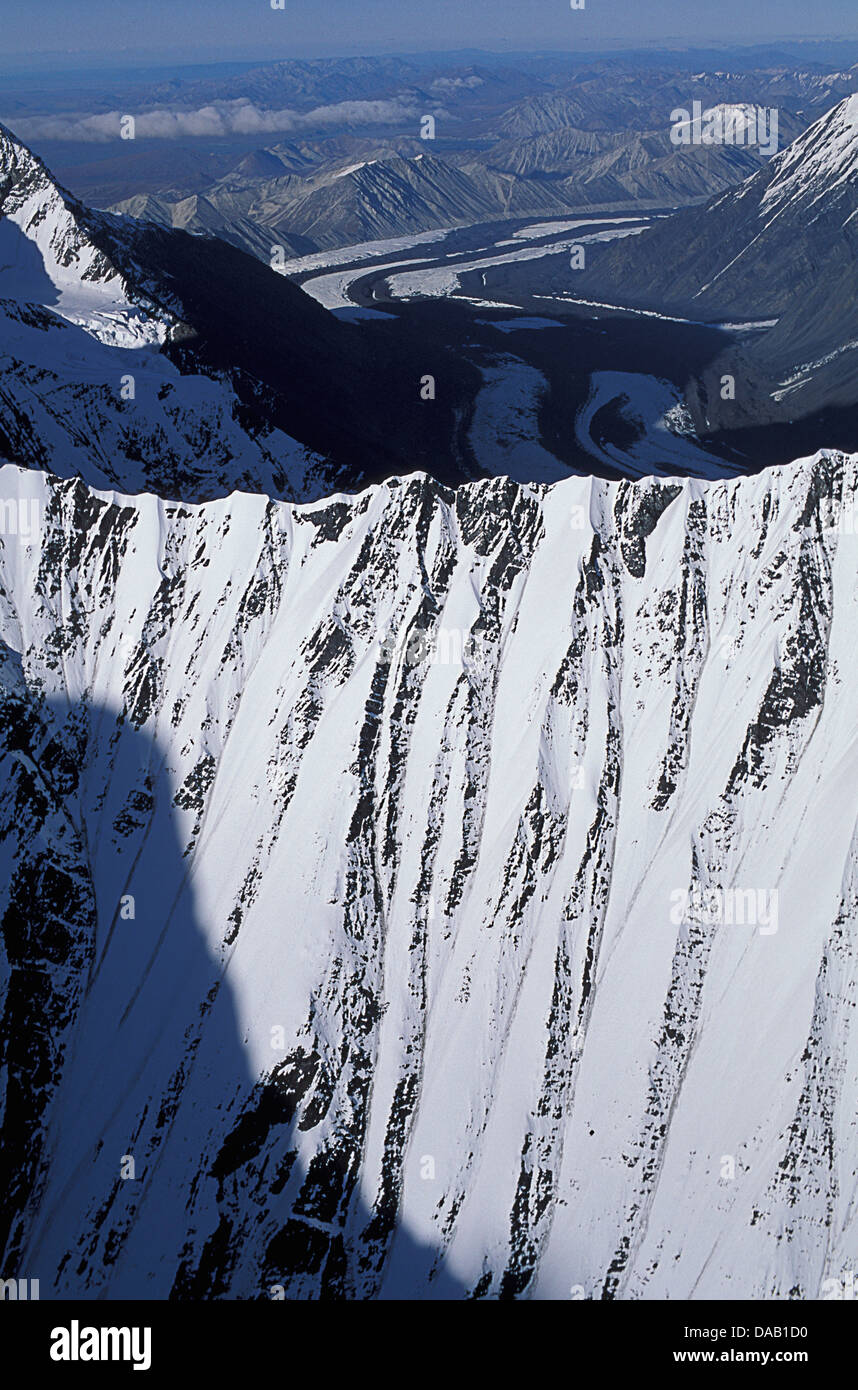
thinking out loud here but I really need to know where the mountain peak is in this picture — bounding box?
[761,92,858,214]
[0,121,56,206]
[0,121,174,350]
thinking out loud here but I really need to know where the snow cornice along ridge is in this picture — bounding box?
[0,450,854,534]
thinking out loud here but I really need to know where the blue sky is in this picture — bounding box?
[4,0,857,64]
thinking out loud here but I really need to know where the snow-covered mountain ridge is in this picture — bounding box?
[0,120,336,501]
[0,123,174,348]
[757,91,858,217]
[2,450,857,1299]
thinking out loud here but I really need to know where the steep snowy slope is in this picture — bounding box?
[0,124,321,500]
[0,126,164,342]
[2,451,857,1299]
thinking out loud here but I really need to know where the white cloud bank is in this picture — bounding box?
[9,96,430,142]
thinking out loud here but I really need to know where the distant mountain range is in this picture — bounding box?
[7,52,855,254]
[110,132,777,258]
[5,85,858,504]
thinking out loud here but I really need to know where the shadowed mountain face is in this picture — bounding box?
[3,456,858,1300]
[94,213,482,489]
[0,123,480,503]
[0,642,465,1300]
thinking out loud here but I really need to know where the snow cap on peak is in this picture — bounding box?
[760,92,858,213]
[0,119,23,147]
[0,120,43,164]
[0,121,57,206]
[839,92,858,124]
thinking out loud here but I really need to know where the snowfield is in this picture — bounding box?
[274,226,457,278]
[298,256,436,310]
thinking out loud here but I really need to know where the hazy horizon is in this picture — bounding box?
[2,0,856,70]
[5,39,858,84]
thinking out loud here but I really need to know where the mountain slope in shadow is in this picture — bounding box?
[0,641,466,1299]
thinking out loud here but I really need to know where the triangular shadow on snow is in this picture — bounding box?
[0,643,467,1300]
